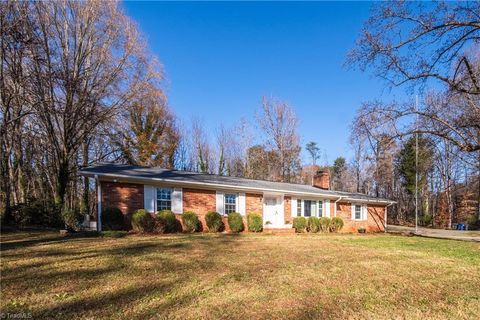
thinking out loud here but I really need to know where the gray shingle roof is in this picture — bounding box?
[79,163,394,204]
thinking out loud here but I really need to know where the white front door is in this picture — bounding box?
[264,197,284,228]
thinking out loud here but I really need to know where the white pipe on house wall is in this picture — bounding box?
[334,197,343,217]
[95,175,102,232]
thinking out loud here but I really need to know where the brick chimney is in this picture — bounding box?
[312,170,330,190]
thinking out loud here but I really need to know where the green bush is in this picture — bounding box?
[182,211,199,233]
[307,217,320,233]
[293,217,307,233]
[319,217,331,232]
[131,209,154,233]
[153,215,167,234]
[10,200,62,227]
[228,212,244,233]
[423,214,433,226]
[466,215,479,230]
[205,211,223,232]
[247,213,263,232]
[62,208,82,231]
[102,207,124,230]
[100,230,128,238]
[330,217,344,232]
[156,210,177,232]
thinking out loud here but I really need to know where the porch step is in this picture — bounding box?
[263,228,296,235]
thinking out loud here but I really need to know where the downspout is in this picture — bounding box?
[334,197,343,217]
[385,202,394,233]
[95,175,102,232]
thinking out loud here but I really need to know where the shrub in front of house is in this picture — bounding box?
[330,217,344,232]
[247,213,263,232]
[102,207,124,230]
[62,208,82,231]
[307,217,320,233]
[182,211,199,233]
[228,212,244,233]
[156,210,177,232]
[319,217,331,232]
[205,211,223,232]
[132,209,155,233]
[293,217,307,233]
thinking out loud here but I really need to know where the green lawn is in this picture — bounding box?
[1,232,479,319]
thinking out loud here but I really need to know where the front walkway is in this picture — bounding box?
[387,225,480,242]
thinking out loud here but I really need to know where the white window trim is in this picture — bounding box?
[223,193,238,215]
[351,203,368,221]
[296,199,327,218]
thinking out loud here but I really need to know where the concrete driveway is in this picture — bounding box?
[387,225,480,242]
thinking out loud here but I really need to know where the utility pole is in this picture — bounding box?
[415,95,419,234]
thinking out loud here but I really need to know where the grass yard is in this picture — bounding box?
[1,232,479,319]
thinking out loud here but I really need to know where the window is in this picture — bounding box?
[352,204,367,220]
[304,200,312,217]
[224,193,237,214]
[318,200,323,217]
[355,205,362,220]
[297,200,302,217]
[157,188,172,211]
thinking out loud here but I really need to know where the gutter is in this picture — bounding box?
[333,196,343,217]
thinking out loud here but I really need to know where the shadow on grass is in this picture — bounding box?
[0,232,100,252]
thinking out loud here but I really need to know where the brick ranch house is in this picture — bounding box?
[79,163,395,233]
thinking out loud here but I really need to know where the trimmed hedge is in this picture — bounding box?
[102,207,124,230]
[131,209,154,233]
[157,210,177,232]
[205,211,223,232]
[293,217,307,233]
[319,217,331,232]
[182,211,199,233]
[228,213,244,233]
[247,213,263,232]
[307,217,320,233]
[330,217,344,232]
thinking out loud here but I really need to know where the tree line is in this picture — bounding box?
[1,1,479,229]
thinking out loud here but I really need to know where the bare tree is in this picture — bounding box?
[25,1,157,208]
[257,97,301,182]
[348,1,480,96]
[306,142,320,166]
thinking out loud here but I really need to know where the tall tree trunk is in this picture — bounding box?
[0,127,12,224]
[81,139,89,216]
[55,157,70,211]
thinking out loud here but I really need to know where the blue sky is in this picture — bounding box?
[123,1,405,164]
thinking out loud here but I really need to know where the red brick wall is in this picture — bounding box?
[101,182,144,229]
[100,181,386,233]
[183,188,216,213]
[284,196,292,224]
[335,202,385,233]
[246,193,263,216]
